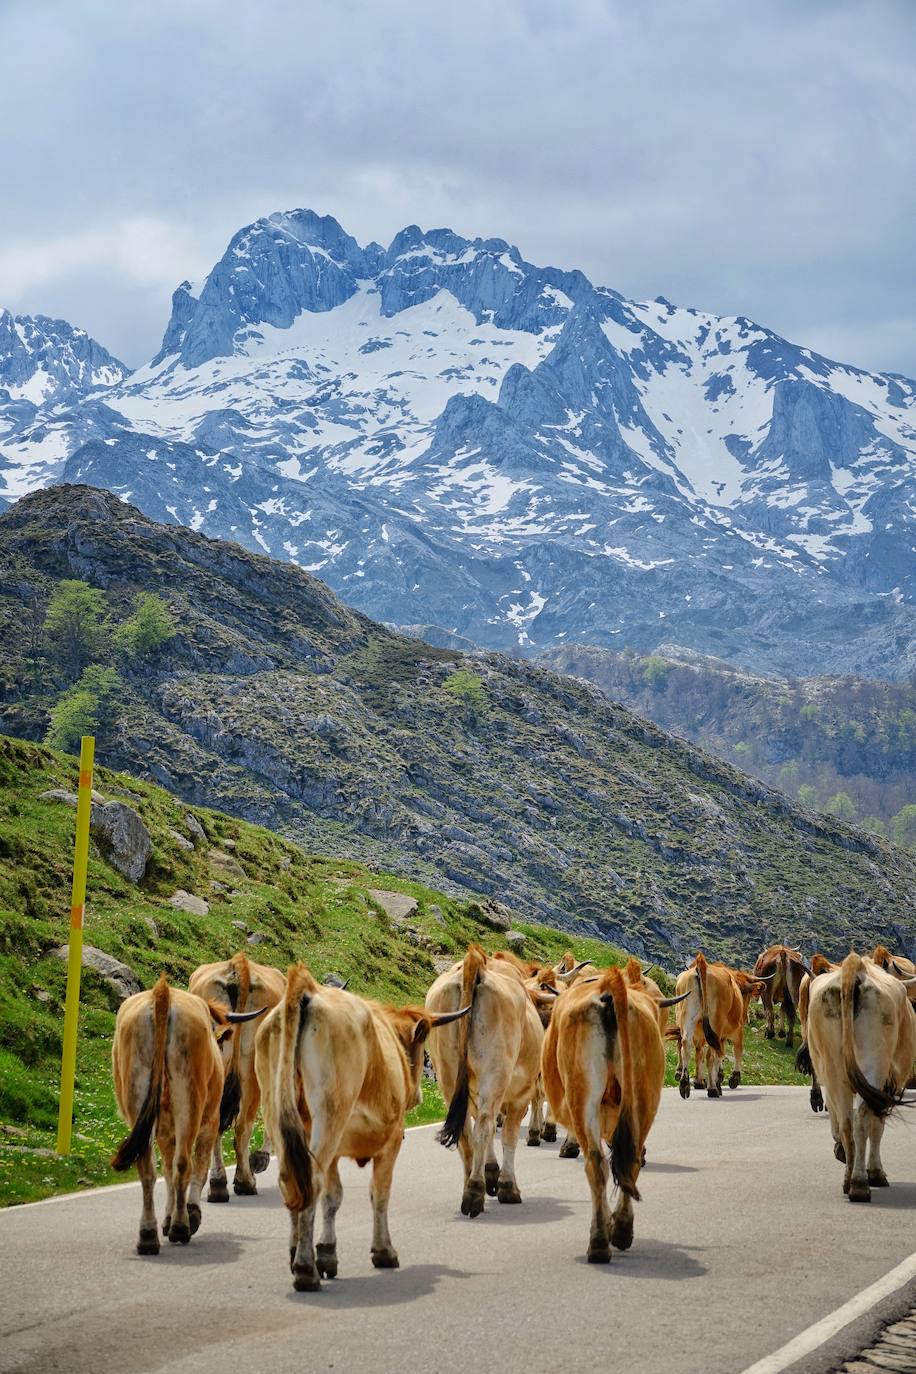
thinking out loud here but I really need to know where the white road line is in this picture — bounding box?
[0,1119,442,1214]
[738,1251,916,1374]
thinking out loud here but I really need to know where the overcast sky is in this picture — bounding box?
[1,0,913,375]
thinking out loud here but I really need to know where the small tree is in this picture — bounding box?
[45,666,121,753]
[890,805,916,849]
[43,580,107,675]
[641,655,669,690]
[443,669,487,720]
[115,592,177,659]
[824,791,856,821]
[797,784,818,809]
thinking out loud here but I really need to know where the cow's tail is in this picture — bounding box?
[599,968,640,1201]
[840,953,898,1119]
[438,943,485,1148]
[277,963,318,1212]
[218,952,251,1132]
[779,948,795,1021]
[112,975,169,1171]
[695,952,722,1053]
[624,956,643,987]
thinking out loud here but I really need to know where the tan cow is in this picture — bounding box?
[189,952,286,1200]
[871,945,916,1001]
[426,943,544,1216]
[795,954,839,1112]
[806,952,916,1201]
[624,957,668,1035]
[542,966,684,1263]
[256,964,469,1292]
[111,975,263,1254]
[754,944,810,1048]
[674,953,771,1097]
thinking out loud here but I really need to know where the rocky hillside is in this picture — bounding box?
[1,485,914,964]
[2,210,915,676]
[540,643,916,839]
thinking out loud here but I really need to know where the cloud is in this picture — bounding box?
[0,0,913,373]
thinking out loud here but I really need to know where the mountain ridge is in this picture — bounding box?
[2,208,915,677]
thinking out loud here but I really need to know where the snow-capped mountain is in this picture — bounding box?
[2,209,915,677]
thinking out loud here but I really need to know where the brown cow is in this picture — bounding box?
[754,944,810,1047]
[806,952,916,1201]
[110,975,263,1254]
[189,953,286,1200]
[674,953,770,1097]
[426,944,544,1216]
[256,964,469,1291]
[795,954,839,1112]
[542,966,684,1263]
[871,945,916,1001]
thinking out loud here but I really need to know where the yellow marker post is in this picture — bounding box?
[56,735,95,1155]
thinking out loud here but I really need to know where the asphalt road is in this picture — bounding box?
[1,1087,914,1374]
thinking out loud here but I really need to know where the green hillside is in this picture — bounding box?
[0,734,805,1206]
[1,486,914,966]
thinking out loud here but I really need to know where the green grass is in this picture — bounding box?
[0,733,804,1206]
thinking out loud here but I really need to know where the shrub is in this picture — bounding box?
[443,669,487,715]
[45,666,122,753]
[43,580,107,675]
[641,655,669,689]
[890,804,916,849]
[115,593,177,659]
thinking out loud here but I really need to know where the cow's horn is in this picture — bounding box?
[657,991,691,1008]
[558,960,592,980]
[891,960,910,978]
[430,1004,472,1027]
[541,984,561,996]
[751,970,777,982]
[339,978,350,990]
[899,974,916,987]
[225,1006,269,1023]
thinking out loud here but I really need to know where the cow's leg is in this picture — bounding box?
[484,1134,500,1198]
[158,1123,176,1237]
[827,1094,854,1194]
[316,1158,343,1279]
[207,1131,230,1203]
[290,1198,321,1292]
[462,1096,497,1217]
[728,1028,745,1090]
[136,1142,159,1255]
[250,1126,271,1177]
[558,1128,581,1158]
[582,1126,611,1263]
[809,1065,824,1113]
[165,1080,201,1244]
[527,1082,543,1147]
[541,1118,557,1143]
[762,986,775,1039]
[866,1114,889,1188]
[848,1101,872,1203]
[232,1088,260,1196]
[497,1103,524,1204]
[783,1003,796,1049]
[189,1102,220,1237]
[369,1135,402,1269]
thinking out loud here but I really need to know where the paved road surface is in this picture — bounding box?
[1,1087,914,1374]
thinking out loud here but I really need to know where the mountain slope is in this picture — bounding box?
[1,485,914,964]
[1,211,914,676]
[540,642,916,835]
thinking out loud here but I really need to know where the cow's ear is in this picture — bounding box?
[214,1024,234,1046]
[412,1017,432,1047]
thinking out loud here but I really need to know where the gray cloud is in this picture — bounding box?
[1,0,913,374]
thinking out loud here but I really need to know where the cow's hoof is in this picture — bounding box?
[610,1217,633,1251]
[371,1248,400,1269]
[316,1244,338,1278]
[640,1148,647,1167]
[728,1071,741,1090]
[784,1035,794,1050]
[137,1228,160,1256]
[693,1078,705,1090]
[162,1214,171,1236]
[587,1241,610,1264]
[867,1170,889,1188]
[461,1181,486,1217]
[233,1176,257,1196]
[497,1182,522,1205]
[834,1141,847,1164]
[810,1088,824,1113]
[249,1149,270,1175]
[541,1124,557,1143]
[679,1078,691,1101]
[484,1162,500,1196]
[187,1203,201,1235]
[764,1028,775,1040]
[168,1222,192,1245]
[526,1131,541,1147]
[293,1268,321,1293]
[207,1180,230,1204]
[559,1140,581,1158]
[707,1087,719,1099]
[848,1182,871,1204]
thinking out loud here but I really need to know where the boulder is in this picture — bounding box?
[231,919,248,932]
[368,888,418,923]
[39,788,77,806]
[505,930,526,952]
[246,931,267,946]
[184,812,207,847]
[322,972,347,988]
[168,828,194,851]
[91,802,152,884]
[428,904,446,926]
[51,944,142,1002]
[169,889,209,916]
[209,848,247,878]
[468,898,512,932]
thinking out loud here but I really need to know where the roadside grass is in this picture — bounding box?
[0,733,806,1206]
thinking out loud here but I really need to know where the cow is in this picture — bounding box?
[624,957,669,1035]
[110,974,264,1255]
[256,964,470,1292]
[795,954,839,1112]
[806,952,916,1201]
[754,944,810,1047]
[871,945,916,1001]
[426,944,544,1217]
[674,953,772,1097]
[188,953,286,1201]
[542,966,686,1263]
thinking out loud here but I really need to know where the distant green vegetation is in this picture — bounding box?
[0,734,804,1206]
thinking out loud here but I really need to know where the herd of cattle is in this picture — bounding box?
[109,940,916,1290]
